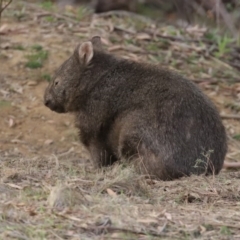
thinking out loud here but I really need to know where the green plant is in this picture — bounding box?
[44,16,54,22]
[214,35,233,57]
[233,134,240,141]
[25,45,48,69]
[32,44,43,51]
[0,100,11,108]
[40,0,53,11]
[13,6,26,21]
[204,30,219,42]
[125,39,135,45]
[42,73,51,82]
[220,226,231,235]
[193,149,214,172]
[146,43,158,51]
[76,6,88,20]
[14,45,25,50]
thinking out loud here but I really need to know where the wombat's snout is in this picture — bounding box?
[44,99,51,107]
[44,95,54,109]
[44,96,65,113]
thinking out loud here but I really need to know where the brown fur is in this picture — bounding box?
[94,0,137,13]
[44,36,227,180]
[54,0,136,12]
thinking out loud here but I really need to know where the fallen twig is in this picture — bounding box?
[95,10,153,24]
[191,79,218,84]
[55,212,166,237]
[220,114,240,120]
[82,225,167,238]
[4,231,29,240]
[114,26,136,35]
[223,161,240,169]
[210,56,234,70]
[145,29,214,45]
[0,0,12,25]
[206,221,240,230]
[35,12,80,24]
[0,0,12,14]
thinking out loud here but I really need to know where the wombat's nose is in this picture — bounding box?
[44,99,51,107]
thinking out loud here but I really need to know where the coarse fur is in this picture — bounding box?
[94,0,137,13]
[44,36,227,180]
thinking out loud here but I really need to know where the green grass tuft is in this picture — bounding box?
[0,100,11,108]
[42,73,51,82]
[40,0,54,11]
[220,226,232,235]
[233,134,240,141]
[25,45,48,69]
[14,45,25,50]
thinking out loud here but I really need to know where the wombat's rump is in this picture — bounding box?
[44,36,227,180]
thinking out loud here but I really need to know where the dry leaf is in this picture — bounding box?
[6,183,23,190]
[11,139,25,144]
[164,212,172,221]
[27,81,38,86]
[108,45,122,52]
[101,37,110,46]
[44,139,53,145]
[27,208,37,216]
[9,118,15,128]
[10,84,23,94]
[0,24,8,34]
[136,33,151,40]
[106,188,117,197]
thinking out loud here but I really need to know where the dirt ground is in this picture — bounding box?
[1,1,240,239]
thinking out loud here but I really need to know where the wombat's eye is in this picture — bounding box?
[54,80,59,86]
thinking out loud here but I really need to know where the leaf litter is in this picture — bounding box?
[1,0,240,239]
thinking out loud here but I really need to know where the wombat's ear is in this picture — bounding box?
[78,41,94,64]
[91,36,102,50]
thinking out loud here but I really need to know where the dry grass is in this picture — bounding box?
[1,153,240,239]
[1,1,240,239]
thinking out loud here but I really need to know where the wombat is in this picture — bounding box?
[94,0,137,13]
[44,36,227,180]
[55,0,137,13]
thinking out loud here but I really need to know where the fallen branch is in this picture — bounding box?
[206,221,240,230]
[35,12,80,24]
[191,79,218,84]
[82,225,167,237]
[95,10,153,24]
[145,29,214,45]
[220,114,240,120]
[55,212,166,237]
[0,0,12,25]
[224,161,240,169]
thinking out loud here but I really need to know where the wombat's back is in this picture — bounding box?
[108,61,227,179]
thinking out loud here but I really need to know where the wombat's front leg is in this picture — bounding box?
[86,140,117,168]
